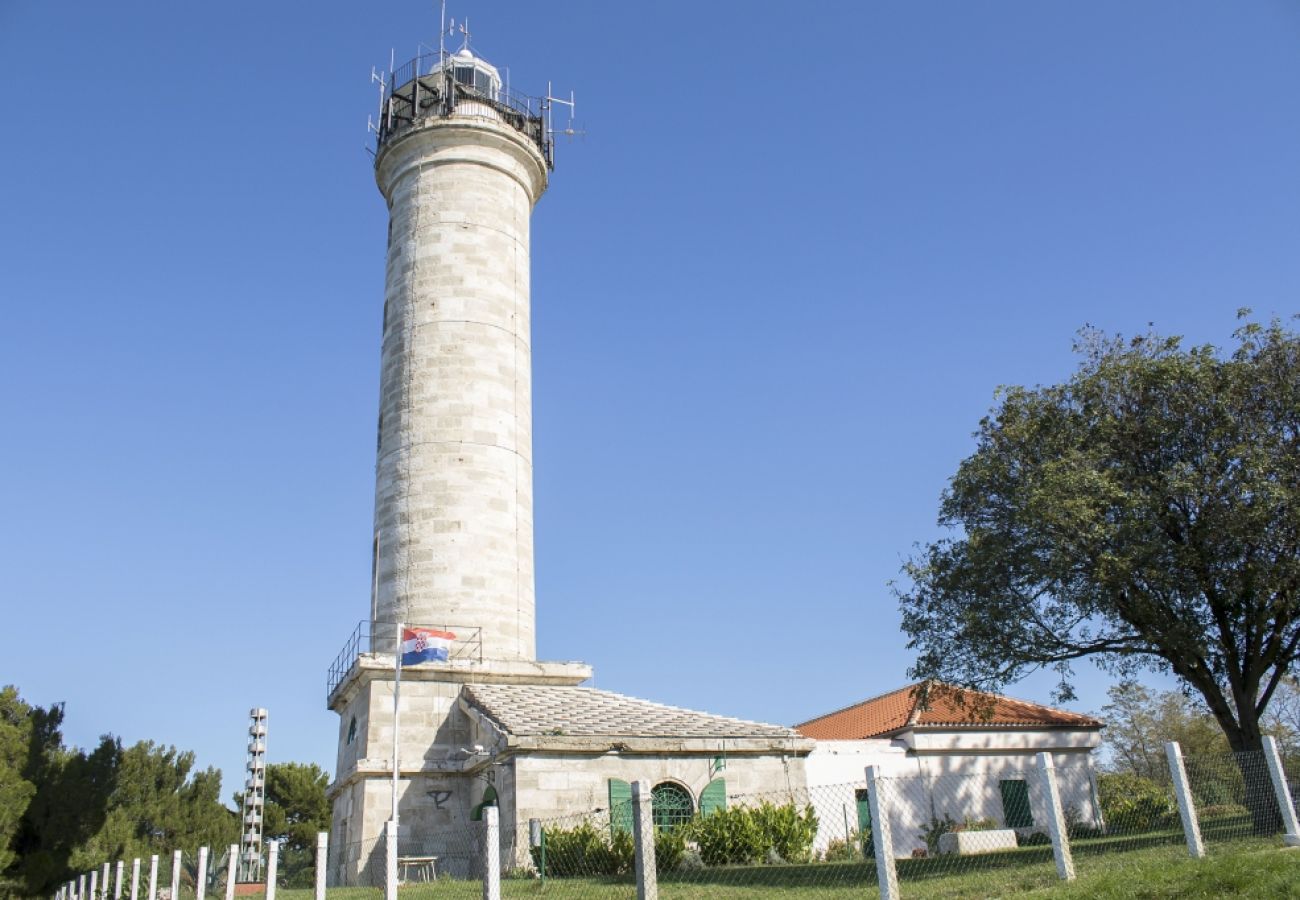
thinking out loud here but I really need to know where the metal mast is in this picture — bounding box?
[238,709,269,882]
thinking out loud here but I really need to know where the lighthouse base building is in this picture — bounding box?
[327,659,812,883]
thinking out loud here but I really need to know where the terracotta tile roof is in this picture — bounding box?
[794,682,1102,740]
[463,683,800,739]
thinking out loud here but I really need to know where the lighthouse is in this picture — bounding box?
[371,44,547,660]
[326,28,813,888]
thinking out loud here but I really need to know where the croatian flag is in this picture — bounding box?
[400,627,456,666]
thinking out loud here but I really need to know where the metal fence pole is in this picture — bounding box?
[866,765,900,900]
[131,859,140,900]
[147,856,158,900]
[1164,741,1205,858]
[384,821,398,900]
[196,846,208,900]
[169,852,181,900]
[631,780,658,900]
[314,832,328,900]
[482,805,500,900]
[265,841,279,900]
[1262,735,1300,847]
[1035,752,1076,881]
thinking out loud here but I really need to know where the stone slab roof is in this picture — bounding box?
[463,683,799,739]
[795,681,1102,740]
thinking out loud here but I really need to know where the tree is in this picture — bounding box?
[897,316,1300,764]
[0,687,40,881]
[73,742,237,870]
[4,695,117,898]
[249,763,330,887]
[1098,681,1229,781]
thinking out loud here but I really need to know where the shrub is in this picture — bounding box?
[682,801,819,866]
[530,821,631,877]
[654,826,686,873]
[1097,773,1179,832]
[822,830,866,861]
[685,805,768,866]
[918,813,959,855]
[749,800,819,863]
[953,816,999,833]
[1199,803,1249,821]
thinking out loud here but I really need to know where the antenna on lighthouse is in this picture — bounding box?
[542,81,583,165]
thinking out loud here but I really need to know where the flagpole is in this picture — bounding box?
[391,622,403,824]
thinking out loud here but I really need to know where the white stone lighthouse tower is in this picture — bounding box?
[372,45,545,660]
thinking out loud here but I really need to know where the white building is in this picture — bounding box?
[797,682,1104,858]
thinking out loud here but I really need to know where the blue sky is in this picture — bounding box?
[2,1,1298,794]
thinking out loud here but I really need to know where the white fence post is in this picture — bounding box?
[114,861,124,900]
[195,846,209,900]
[1035,752,1076,881]
[314,832,328,900]
[147,856,158,900]
[224,845,237,900]
[866,765,900,900]
[482,805,500,900]
[1164,741,1205,857]
[631,780,658,900]
[130,859,140,900]
[265,841,279,900]
[169,851,181,900]
[1262,735,1300,846]
[101,864,110,900]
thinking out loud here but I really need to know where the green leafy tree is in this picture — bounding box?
[74,742,237,869]
[897,317,1300,824]
[251,763,330,887]
[1099,681,1229,781]
[0,687,40,881]
[5,699,117,898]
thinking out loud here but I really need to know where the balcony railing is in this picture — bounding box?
[375,53,553,169]
[326,620,484,699]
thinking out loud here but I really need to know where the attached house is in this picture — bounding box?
[795,682,1104,858]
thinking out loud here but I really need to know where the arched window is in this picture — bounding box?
[651,782,694,831]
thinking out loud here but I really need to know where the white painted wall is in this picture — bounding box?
[804,730,1104,859]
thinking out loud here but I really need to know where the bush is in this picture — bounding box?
[918,813,959,855]
[822,829,868,861]
[953,816,999,832]
[1097,773,1179,832]
[530,821,632,877]
[654,826,686,873]
[682,801,819,867]
[1199,803,1250,821]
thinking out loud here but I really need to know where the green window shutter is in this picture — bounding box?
[1000,779,1034,829]
[699,778,727,818]
[608,778,633,835]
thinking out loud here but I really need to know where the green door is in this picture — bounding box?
[1000,779,1034,828]
[855,788,874,856]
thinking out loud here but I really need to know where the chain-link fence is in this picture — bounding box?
[1182,748,1288,849]
[53,740,1300,900]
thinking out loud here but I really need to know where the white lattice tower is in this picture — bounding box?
[238,708,268,882]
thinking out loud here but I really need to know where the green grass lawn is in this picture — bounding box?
[249,836,1297,899]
